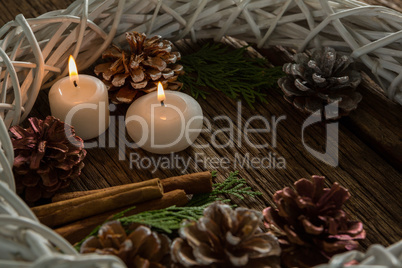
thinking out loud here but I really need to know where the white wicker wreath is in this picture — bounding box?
[0,0,401,267]
[316,241,402,268]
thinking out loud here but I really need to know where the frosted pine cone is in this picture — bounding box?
[278,47,362,118]
[263,175,366,267]
[95,31,183,104]
[10,116,86,203]
[81,221,171,268]
[171,202,281,268]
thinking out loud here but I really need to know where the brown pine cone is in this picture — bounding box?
[10,116,86,203]
[81,221,171,268]
[278,47,362,118]
[171,202,281,268]
[263,175,366,267]
[95,31,183,104]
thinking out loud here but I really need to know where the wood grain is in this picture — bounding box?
[1,0,400,252]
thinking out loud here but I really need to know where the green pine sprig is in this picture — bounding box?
[213,170,261,199]
[178,43,284,108]
[187,170,262,207]
[118,171,261,233]
[75,171,262,250]
[118,205,207,234]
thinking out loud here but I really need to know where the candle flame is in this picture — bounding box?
[69,55,79,86]
[157,82,165,103]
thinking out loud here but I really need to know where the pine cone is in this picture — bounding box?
[263,175,366,267]
[278,47,362,118]
[171,202,281,268]
[81,221,171,268]
[95,31,183,104]
[10,116,86,203]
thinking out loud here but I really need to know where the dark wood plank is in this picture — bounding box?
[343,75,402,171]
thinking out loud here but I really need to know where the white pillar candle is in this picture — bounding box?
[48,56,109,140]
[126,83,203,154]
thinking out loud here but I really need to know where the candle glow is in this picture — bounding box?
[68,55,79,86]
[157,82,165,106]
[49,55,110,140]
[126,89,203,154]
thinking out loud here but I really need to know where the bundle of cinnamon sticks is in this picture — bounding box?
[31,171,212,244]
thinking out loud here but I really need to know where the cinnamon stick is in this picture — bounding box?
[32,178,163,227]
[55,189,188,244]
[162,171,212,194]
[52,171,212,202]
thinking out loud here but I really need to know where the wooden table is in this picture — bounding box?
[1,0,401,252]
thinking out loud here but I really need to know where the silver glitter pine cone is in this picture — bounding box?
[278,47,362,118]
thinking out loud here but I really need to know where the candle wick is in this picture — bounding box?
[73,80,78,87]
[161,100,165,107]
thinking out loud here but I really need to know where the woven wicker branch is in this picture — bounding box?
[315,240,402,267]
[0,181,126,267]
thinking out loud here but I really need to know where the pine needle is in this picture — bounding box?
[118,205,207,233]
[178,43,284,108]
[187,170,262,206]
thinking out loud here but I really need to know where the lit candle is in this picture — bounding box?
[49,56,109,140]
[126,82,203,154]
